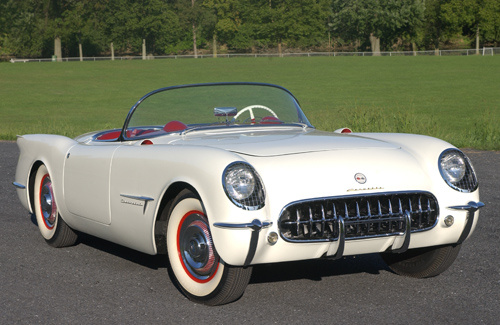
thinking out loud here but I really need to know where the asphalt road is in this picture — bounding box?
[1,141,499,325]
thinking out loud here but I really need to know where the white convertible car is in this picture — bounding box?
[13,82,483,305]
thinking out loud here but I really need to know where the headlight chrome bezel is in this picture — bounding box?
[438,149,478,193]
[223,162,265,210]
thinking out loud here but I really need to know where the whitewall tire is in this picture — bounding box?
[166,189,252,305]
[33,164,77,247]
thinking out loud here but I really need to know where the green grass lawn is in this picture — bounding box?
[0,56,498,149]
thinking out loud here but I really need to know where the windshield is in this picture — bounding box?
[123,83,312,140]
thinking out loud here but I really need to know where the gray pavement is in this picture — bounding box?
[1,141,499,324]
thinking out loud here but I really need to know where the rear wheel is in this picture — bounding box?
[33,164,78,247]
[380,244,462,278]
[165,189,252,305]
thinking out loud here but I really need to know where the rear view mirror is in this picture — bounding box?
[214,107,237,117]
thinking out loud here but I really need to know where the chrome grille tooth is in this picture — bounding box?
[399,199,404,231]
[417,197,423,228]
[355,201,360,233]
[331,203,337,236]
[344,202,349,219]
[366,201,372,235]
[296,209,301,237]
[308,207,313,237]
[388,199,393,216]
[377,200,382,233]
[321,204,326,237]
[426,198,432,224]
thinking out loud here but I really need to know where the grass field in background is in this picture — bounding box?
[0,56,498,149]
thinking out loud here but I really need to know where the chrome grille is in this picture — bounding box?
[279,192,438,242]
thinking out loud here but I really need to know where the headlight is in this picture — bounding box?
[439,149,478,192]
[223,162,265,210]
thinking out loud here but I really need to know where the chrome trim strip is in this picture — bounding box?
[12,182,26,189]
[214,219,272,267]
[120,194,154,202]
[213,219,272,230]
[448,201,485,244]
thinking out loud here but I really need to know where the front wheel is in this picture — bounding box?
[165,190,252,305]
[380,244,462,278]
[33,164,78,247]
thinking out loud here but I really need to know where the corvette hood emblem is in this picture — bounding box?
[354,173,367,184]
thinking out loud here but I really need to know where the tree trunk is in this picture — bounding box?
[278,42,282,57]
[193,23,198,58]
[192,0,197,58]
[111,42,114,61]
[369,33,381,56]
[79,43,83,61]
[213,34,217,58]
[54,37,62,62]
[142,39,146,60]
[476,26,480,55]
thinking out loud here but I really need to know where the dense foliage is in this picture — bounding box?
[1,0,499,58]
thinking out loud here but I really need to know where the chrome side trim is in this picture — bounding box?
[120,194,154,214]
[12,182,26,189]
[448,201,485,244]
[120,194,154,201]
[214,219,272,266]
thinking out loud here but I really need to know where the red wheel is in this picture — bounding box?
[166,190,251,305]
[33,165,77,247]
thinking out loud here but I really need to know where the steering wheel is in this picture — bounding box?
[233,105,278,123]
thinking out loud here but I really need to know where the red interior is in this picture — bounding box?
[260,116,283,124]
[164,121,188,132]
[96,130,121,140]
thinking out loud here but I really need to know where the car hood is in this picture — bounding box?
[168,128,400,157]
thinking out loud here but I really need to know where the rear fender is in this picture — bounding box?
[15,134,77,214]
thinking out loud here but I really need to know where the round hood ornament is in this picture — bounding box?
[354,173,367,184]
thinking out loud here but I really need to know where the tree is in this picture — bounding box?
[331,0,424,54]
[175,0,211,57]
[442,0,500,52]
[203,0,240,56]
[422,0,446,50]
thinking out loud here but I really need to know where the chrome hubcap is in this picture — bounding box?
[40,176,57,229]
[179,214,219,280]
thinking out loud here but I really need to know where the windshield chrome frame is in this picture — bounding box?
[118,82,312,142]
